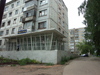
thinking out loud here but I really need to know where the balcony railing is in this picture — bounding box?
[22,16,36,23]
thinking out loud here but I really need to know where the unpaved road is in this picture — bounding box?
[0,57,100,75]
[63,57,100,75]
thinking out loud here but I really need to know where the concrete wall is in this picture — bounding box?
[0,50,57,64]
[57,50,78,63]
[0,50,78,64]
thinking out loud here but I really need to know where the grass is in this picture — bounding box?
[60,56,77,65]
[46,63,54,66]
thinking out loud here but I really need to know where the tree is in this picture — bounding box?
[78,0,100,55]
[76,41,94,54]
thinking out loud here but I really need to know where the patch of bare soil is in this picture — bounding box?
[0,64,65,75]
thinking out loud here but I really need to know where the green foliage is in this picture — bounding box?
[11,64,16,67]
[60,56,75,65]
[70,56,74,60]
[46,63,54,66]
[76,41,94,54]
[78,0,100,55]
[18,58,39,66]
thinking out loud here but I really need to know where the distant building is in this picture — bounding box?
[69,27,85,53]
[0,0,69,64]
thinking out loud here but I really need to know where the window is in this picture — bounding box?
[59,0,61,4]
[40,0,48,5]
[22,7,24,12]
[0,40,2,45]
[59,28,61,32]
[15,10,18,15]
[39,9,47,17]
[0,31,3,36]
[6,30,9,35]
[26,13,32,17]
[2,14,7,19]
[62,13,64,18]
[8,21,11,25]
[63,31,64,34]
[12,28,15,34]
[59,8,61,14]
[13,18,17,24]
[23,0,25,3]
[20,17,23,22]
[59,17,61,24]
[19,26,22,31]
[24,21,34,29]
[4,6,8,11]
[38,21,46,29]
[2,22,5,27]
[62,21,64,27]
[11,4,14,8]
[17,1,20,6]
[9,12,12,17]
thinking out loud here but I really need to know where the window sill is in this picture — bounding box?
[39,15,47,17]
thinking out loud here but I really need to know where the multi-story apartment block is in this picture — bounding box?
[0,0,69,64]
[69,27,85,53]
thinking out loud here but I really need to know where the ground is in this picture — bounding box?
[63,57,100,75]
[0,57,100,75]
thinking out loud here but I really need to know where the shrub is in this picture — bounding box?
[46,63,54,66]
[70,56,74,60]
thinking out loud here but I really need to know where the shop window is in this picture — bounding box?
[39,9,47,17]
[38,21,46,29]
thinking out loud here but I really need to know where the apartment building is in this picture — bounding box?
[69,27,85,53]
[0,0,69,64]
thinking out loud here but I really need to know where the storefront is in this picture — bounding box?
[4,29,66,51]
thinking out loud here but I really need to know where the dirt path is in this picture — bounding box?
[0,64,65,75]
[63,57,100,75]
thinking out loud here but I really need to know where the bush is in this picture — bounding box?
[70,56,74,60]
[46,63,54,66]
[18,58,40,66]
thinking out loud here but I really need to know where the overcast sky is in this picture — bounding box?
[6,0,85,29]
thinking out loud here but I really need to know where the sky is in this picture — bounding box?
[6,0,85,29]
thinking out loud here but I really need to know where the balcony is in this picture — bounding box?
[22,16,36,23]
[24,4,37,12]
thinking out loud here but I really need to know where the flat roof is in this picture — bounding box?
[3,28,66,38]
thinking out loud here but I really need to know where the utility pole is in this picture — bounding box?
[0,0,6,28]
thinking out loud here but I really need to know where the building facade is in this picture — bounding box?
[0,0,69,64]
[69,27,85,53]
